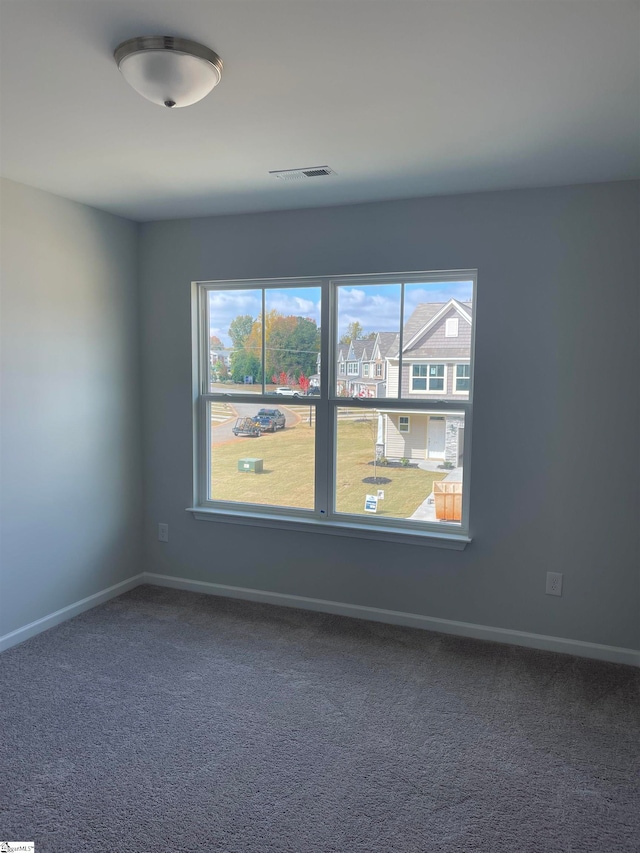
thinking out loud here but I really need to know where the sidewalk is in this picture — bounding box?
[410,465,462,522]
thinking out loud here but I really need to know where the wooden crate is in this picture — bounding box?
[433,481,462,521]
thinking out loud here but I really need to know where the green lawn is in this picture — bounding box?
[211,416,316,508]
[210,416,445,518]
[335,418,445,518]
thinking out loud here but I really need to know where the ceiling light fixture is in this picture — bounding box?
[114,36,223,108]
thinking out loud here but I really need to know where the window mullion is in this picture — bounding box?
[203,396,211,504]
[261,288,266,393]
[314,279,332,516]
[397,282,405,399]
[200,286,210,396]
[195,285,208,505]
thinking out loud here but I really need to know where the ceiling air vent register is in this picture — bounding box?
[269,166,337,181]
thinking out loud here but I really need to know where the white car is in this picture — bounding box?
[275,386,297,397]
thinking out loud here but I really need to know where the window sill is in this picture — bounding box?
[186,507,471,550]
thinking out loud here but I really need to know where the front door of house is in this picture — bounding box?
[427,416,446,459]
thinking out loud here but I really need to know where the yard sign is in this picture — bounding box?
[364,494,378,513]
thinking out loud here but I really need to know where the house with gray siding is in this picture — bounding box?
[381,299,472,465]
[335,331,398,397]
[336,339,376,396]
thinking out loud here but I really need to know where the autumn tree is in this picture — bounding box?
[272,370,293,386]
[228,310,320,384]
[365,412,385,483]
[268,315,318,379]
[228,315,254,350]
[229,314,260,383]
[339,321,363,345]
[298,373,311,394]
[339,322,376,345]
[210,358,229,384]
[230,349,260,384]
[244,310,319,381]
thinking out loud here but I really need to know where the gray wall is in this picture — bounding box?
[140,181,640,651]
[0,179,142,635]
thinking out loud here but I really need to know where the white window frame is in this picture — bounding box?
[189,271,476,549]
[410,364,428,392]
[410,362,447,394]
[454,362,471,394]
[347,361,359,376]
[363,363,370,377]
[399,415,410,433]
[427,363,446,393]
[339,360,346,375]
[375,362,383,378]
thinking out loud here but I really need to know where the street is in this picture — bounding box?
[211,402,302,444]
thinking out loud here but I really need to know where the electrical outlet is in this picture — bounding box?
[158,523,169,543]
[546,571,563,596]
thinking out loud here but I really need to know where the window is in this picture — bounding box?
[428,364,445,392]
[411,364,428,391]
[455,363,470,393]
[445,317,459,337]
[411,363,445,392]
[191,271,476,546]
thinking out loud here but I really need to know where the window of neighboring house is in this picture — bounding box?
[428,364,445,391]
[411,364,428,391]
[192,271,476,546]
[411,364,446,393]
[455,363,470,393]
[445,317,459,337]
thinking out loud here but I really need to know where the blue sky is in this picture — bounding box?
[209,281,473,346]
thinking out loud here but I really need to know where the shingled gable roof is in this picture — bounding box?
[337,338,376,362]
[375,331,399,359]
[350,339,371,360]
[401,299,472,354]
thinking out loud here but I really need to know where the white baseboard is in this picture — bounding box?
[2,570,637,668]
[144,572,640,668]
[0,574,144,653]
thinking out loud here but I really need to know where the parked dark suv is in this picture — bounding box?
[254,408,286,432]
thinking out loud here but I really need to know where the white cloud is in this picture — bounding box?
[338,286,401,336]
[208,288,321,346]
[266,291,321,325]
[208,290,260,345]
[404,281,473,313]
[208,281,473,345]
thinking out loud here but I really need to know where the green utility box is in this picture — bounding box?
[237,457,263,473]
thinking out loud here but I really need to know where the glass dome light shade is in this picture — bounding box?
[115,37,223,108]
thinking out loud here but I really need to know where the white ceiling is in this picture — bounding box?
[1,0,639,222]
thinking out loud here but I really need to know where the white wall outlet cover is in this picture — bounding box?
[546,571,563,596]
